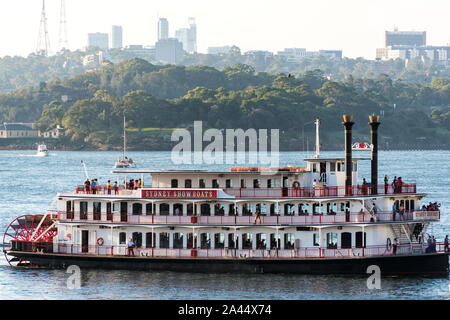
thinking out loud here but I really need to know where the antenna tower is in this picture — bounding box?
[37,0,51,56]
[58,0,68,51]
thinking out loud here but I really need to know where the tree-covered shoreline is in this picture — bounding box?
[0,58,449,151]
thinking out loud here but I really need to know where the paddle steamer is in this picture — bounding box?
[3,115,448,274]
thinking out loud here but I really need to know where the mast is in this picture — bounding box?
[314,117,321,159]
[123,116,126,159]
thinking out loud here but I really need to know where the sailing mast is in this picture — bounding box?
[123,116,126,160]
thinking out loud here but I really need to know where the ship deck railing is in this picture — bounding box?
[72,184,417,199]
[56,210,440,226]
[7,241,448,260]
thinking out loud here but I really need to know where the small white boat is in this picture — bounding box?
[114,116,136,168]
[36,144,48,157]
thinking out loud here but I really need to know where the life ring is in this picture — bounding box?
[386,238,392,252]
[97,237,104,246]
[292,181,300,189]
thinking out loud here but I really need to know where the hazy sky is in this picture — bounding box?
[0,0,449,59]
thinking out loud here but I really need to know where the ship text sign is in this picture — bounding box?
[141,189,217,199]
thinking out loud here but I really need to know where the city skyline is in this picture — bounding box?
[0,0,449,59]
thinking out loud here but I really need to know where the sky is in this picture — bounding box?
[0,0,449,59]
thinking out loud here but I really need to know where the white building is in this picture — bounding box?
[111,25,123,49]
[158,18,169,41]
[175,18,197,53]
[87,32,109,50]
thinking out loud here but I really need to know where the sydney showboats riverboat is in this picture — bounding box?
[3,115,449,275]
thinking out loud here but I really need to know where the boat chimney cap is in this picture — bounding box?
[343,115,354,123]
[369,115,380,123]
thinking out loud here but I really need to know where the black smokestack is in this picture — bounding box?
[369,115,380,195]
[342,115,354,196]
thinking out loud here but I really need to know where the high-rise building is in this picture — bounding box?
[111,25,123,49]
[87,32,109,50]
[158,18,169,40]
[175,18,197,53]
[385,29,426,47]
[155,38,183,64]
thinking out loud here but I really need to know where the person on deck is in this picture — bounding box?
[444,235,449,252]
[106,180,111,195]
[362,178,368,195]
[384,175,389,194]
[254,208,262,224]
[128,238,135,256]
[113,181,118,195]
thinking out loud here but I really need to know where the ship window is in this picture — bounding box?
[228,233,237,248]
[353,162,358,171]
[187,233,197,249]
[212,179,219,188]
[146,203,154,215]
[259,203,267,215]
[160,203,169,215]
[132,203,142,215]
[341,232,352,249]
[313,234,319,246]
[269,234,279,249]
[270,203,279,216]
[242,233,252,249]
[200,203,211,216]
[171,179,178,188]
[146,232,154,248]
[256,233,267,249]
[326,232,338,249]
[253,179,260,188]
[330,162,336,172]
[355,232,366,248]
[106,203,112,221]
[159,232,169,248]
[113,203,120,212]
[312,163,317,172]
[337,162,341,172]
[200,233,211,249]
[185,179,192,188]
[119,232,126,244]
[174,203,183,215]
[187,204,195,216]
[199,179,205,188]
[299,203,308,215]
[226,179,232,188]
[240,179,246,188]
[93,202,101,220]
[80,202,88,220]
[284,233,295,249]
[284,203,295,216]
[173,233,184,249]
[214,233,225,249]
[132,232,142,248]
[242,203,252,216]
[214,203,224,216]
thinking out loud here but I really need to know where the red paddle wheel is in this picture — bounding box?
[3,215,57,266]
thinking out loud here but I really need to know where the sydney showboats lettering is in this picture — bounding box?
[141,189,217,199]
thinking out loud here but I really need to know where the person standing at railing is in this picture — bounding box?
[254,208,262,224]
[362,178,368,195]
[84,179,91,194]
[392,176,398,193]
[444,235,449,252]
[106,180,112,195]
[399,203,405,221]
[370,203,377,222]
[91,179,97,194]
[397,177,403,193]
[393,238,398,255]
[392,202,397,221]
[384,175,389,194]
[127,238,135,256]
[113,181,118,195]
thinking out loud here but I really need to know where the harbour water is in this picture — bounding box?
[0,150,448,299]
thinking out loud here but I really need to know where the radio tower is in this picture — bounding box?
[37,0,51,56]
[58,0,68,51]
